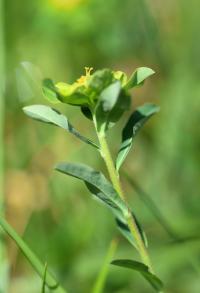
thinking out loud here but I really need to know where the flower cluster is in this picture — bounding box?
[42,66,154,127]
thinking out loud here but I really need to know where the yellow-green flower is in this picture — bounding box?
[42,66,155,108]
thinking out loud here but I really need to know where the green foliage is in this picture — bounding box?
[42,79,60,104]
[94,81,130,134]
[111,259,163,292]
[23,104,99,149]
[13,65,161,291]
[116,212,148,248]
[87,69,115,98]
[55,162,126,224]
[116,103,160,171]
[55,162,147,251]
[125,67,155,90]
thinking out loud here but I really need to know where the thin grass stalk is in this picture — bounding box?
[92,239,118,293]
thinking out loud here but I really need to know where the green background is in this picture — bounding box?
[1,0,200,292]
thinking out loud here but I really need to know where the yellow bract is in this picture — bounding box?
[55,82,78,97]
[55,67,93,97]
[113,71,127,86]
[77,67,93,86]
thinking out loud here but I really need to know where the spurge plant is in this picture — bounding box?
[1,66,163,292]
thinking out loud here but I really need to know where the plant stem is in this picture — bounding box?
[92,238,118,293]
[96,133,153,273]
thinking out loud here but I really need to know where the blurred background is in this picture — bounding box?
[1,0,200,292]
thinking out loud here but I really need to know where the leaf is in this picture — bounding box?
[111,259,163,292]
[95,81,121,133]
[116,212,148,248]
[42,79,60,104]
[125,67,155,90]
[116,104,159,171]
[81,106,93,120]
[107,90,130,128]
[116,218,135,247]
[16,61,42,102]
[55,162,127,220]
[0,218,65,291]
[55,163,147,250]
[87,69,114,96]
[23,104,99,149]
[95,82,130,133]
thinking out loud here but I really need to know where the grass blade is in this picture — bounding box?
[92,239,118,293]
[0,217,67,292]
[41,263,48,293]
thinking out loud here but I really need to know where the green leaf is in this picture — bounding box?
[55,162,127,221]
[23,104,99,149]
[95,81,121,133]
[116,103,159,171]
[107,90,130,128]
[116,218,135,247]
[0,218,66,292]
[55,163,147,250]
[125,67,155,90]
[42,79,60,104]
[116,212,148,248]
[81,106,93,120]
[95,82,130,133]
[87,69,114,96]
[111,259,163,292]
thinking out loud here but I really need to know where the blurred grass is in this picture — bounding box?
[3,0,200,292]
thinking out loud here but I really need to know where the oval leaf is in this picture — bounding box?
[111,259,163,292]
[116,103,160,171]
[23,105,99,149]
[125,67,155,90]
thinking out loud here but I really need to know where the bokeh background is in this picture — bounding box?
[1,0,200,292]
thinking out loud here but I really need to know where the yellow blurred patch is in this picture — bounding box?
[49,0,85,11]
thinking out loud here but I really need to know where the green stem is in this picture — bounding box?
[96,132,153,273]
[92,239,118,293]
